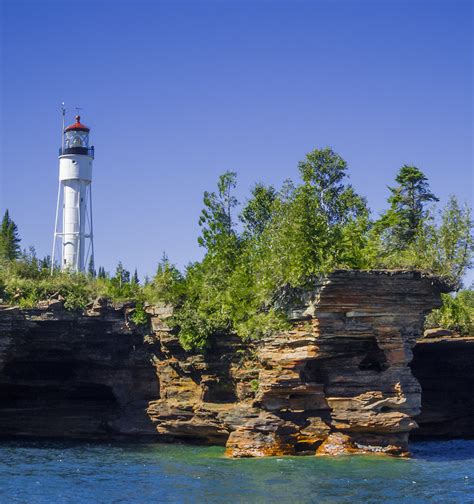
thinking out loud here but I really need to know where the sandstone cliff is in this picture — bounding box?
[1,270,465,457]
[147,270,448,456]
[0,301,158,439]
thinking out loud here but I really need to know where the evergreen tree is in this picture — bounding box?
[378,165,438,248]
[0,210,21,261]
[97,266,106,279]
[88,256,96,278]
[132,268,139,284]
[40,255,51,271]
[114,261,130,287]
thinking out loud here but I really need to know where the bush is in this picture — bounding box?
[130,302,148,326]
[426,290,474,336]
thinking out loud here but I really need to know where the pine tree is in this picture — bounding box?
[88,256,96,278]
[0,210,21,261]
[115,261,130,287]
[40,255,51,271]
[378,165,438,248]
[132,268,139,284]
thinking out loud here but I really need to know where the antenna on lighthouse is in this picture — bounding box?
[60,103,66,151]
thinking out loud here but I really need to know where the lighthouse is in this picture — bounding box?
[52,114,95,273]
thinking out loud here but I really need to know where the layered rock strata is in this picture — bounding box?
[147,270,448,456]
[0,270,456,456]
[0,301,159,439]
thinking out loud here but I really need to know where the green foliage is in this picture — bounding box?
[0,210,21,261]
[114,261,130,287]
[375,165,438,250]
[1,149,472,353]
[0,265,93,311]
[0,250,140,310]
[132,268,139,284]
[372,195,473,287]
[426,290,474,336]
[145,254,186,305]
[250,379,259,393]
[130,302,148,326]
[240,183,277,237]
[198,171,238,252]
[152,147,373,351]
[88,257,96,278]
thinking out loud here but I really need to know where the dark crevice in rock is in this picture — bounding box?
[357,339,389,372]
[411,338,474,439]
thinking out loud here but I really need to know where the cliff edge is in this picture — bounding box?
[147,270,448,456]
[1,270,464,456]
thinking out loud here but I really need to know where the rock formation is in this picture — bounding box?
[412,335,474,439]
[1,270,466,456]
[0,301,158,439]
[147,270,448,456]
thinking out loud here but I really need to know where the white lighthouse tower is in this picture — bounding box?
[52,114,95,273]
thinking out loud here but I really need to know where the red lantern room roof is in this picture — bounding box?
[64,115,90,132]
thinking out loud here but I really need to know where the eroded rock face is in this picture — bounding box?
[412,336,474,439]
[0,271,454,455]
[0,303,159,439]
[147,270,448,457]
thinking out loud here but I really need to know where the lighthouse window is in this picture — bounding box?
[65,130,89,149]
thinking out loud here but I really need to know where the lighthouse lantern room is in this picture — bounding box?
[52,114,95,273]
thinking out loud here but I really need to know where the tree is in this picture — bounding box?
[40,256,51,271]
[436,197,473,283]
[132,268,139,284]
[240,183,277,237]
[0,210,21,261]
[114,262,130,287]
[297,147,367,226]
[97,266,107,279]
[378,165,438,248]
[254,147,369,287]
[88,256,96,278]
[418,196,473,286]
[198,171,238,252]
[151,255,185,305]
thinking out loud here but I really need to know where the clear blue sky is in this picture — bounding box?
[1,0,472,282]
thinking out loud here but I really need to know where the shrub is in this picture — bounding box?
[130,303,148,326]
[426,290,474,336]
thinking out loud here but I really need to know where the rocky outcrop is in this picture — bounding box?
[0,302,159,439]
[0,270,458,456]
[147,270,448,457]
[412,336,474,439]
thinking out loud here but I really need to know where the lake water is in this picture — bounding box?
[0,440,473,503]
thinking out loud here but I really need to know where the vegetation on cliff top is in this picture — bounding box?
[0,147,472,349]
[426,290,474,337]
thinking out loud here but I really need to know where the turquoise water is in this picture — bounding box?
[0,440,473,503]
